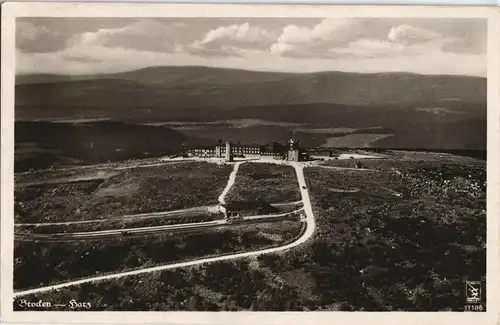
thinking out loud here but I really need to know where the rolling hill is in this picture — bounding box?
[13,66,487,170]
[15,66,486,122]
[15,121,212,172]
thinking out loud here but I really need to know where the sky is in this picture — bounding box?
[16,17,487,76]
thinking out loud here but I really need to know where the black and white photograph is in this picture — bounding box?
[1,3,499,323]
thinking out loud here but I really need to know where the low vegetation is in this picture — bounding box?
[13,154,486,311]
[297,161,485,311]
[15,162,232,223]
[226,163,301,203]
[14,220,305,292]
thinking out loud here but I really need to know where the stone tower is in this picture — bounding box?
[287,138,300,162]
[225,141,234,162]
[215,139,223,158]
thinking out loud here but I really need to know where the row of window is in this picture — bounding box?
[193,150,287,155]
[194,149,216,154]
[219,149,261,153]
[192,147,292,158]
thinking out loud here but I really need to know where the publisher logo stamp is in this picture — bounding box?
[465,281,481,304]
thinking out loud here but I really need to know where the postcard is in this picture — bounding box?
[1,2,499,324]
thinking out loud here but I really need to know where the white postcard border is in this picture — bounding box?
[1,3,499,324]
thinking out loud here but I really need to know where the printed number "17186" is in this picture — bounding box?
[464,304,484,311]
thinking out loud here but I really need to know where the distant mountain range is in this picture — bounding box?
[13,66,487,171]
[16,66,486,122]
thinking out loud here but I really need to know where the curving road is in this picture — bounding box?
[14,162,315,298]
[17,201,300,228]
[15,208,304,242]
[15,220,227,241]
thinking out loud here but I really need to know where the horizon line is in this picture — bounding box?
[14,64,486,79]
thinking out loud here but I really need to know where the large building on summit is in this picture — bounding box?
[188,138,306,162]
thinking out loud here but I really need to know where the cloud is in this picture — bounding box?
[271,19,368,57]
[16,21,66,53]
[309,19,360,43]
[275,25,312,45]
[177,41,244,58]
[17,21,50,41]
[65,20,184,54]
[388,24,441,43]
[333,39,405,59]
[17,45,175,76]
[276,19,358,45]
[271,19,471,63]
[28,19,192,65]
[200,23,276,50]
[15,18,486,77]
[180,22,276,57]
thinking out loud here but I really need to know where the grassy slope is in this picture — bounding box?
[15,162,232,223]
[226,163,301,204]
[14,221,305,292]
[298,160,486,311]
